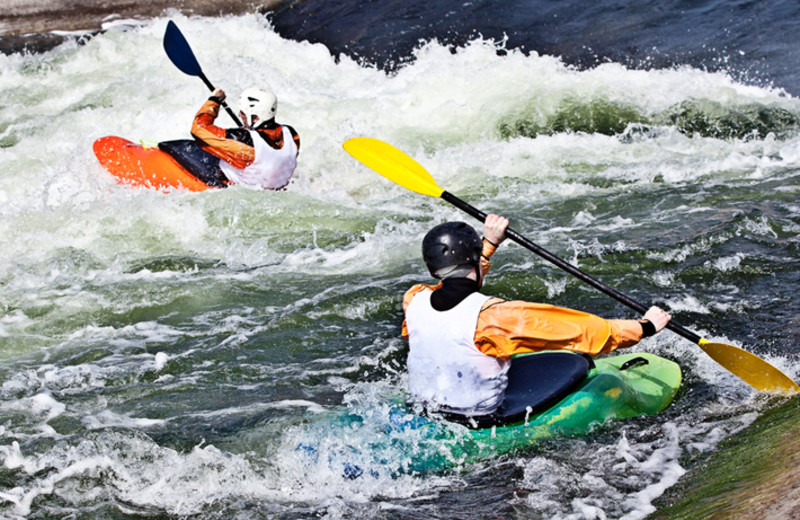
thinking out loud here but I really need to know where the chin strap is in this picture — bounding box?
[435,264,475,279]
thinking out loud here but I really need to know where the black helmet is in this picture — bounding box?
[422,221,482,279]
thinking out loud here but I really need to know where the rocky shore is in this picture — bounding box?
[0,0,283,54]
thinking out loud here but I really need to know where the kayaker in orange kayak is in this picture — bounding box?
[191,86,300,190]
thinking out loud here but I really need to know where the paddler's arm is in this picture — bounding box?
[479,214,507,278]
[190,88,255,169]
[479,238,498,278]
[474,301,670,358]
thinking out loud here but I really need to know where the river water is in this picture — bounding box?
[1,3,800,519]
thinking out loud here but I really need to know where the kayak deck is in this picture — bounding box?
[93,136,214,192]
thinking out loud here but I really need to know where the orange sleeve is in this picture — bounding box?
[474,300,644,359]
[190,99,255,169]
[479,238,498,278]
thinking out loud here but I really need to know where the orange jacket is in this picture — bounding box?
[190,98,300,169]
[401,240,644,359]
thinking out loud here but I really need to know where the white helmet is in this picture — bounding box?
[238,87,277,128]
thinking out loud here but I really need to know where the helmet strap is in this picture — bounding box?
[434,264,476,280]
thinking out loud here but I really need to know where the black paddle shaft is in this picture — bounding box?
[197,72,243,127]
[163,21,243,127]
[441,190,703,344]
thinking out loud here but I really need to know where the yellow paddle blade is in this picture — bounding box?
[343,138,445,198]
[698,339,799,394]
[342,137,799,395]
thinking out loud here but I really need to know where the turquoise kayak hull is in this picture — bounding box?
[295,351,682,476]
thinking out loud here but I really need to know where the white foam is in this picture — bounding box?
[2,393,66,421]
[82,410,166,430]
[153,352,169,371]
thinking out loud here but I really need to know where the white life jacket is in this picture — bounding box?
[220,126,297,189]
[406,290,510,416]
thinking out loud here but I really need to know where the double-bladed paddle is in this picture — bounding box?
[343,137,799,395]
[163,20,243,127]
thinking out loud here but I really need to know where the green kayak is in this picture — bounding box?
[294,351,681,477]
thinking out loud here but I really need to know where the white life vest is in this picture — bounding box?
[406,290,510,416]
[220,126,297,189]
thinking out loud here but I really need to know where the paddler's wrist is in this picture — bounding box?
[639,319,656,338]
[481,236,499,259]
[208,95,223,104]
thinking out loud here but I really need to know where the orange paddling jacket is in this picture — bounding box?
[402,239,645,359]
[191,98,300,170]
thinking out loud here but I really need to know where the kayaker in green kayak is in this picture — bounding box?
[402,215,672,426]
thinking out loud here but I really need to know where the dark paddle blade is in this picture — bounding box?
[163,21,203,77]
[162,20,243,127]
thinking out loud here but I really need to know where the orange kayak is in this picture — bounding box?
[93,136,217,192]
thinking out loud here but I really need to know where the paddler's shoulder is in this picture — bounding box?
[480,296,507,311]
[402,282,440,311]
[226,127,253,144]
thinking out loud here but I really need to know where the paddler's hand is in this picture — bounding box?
[483,214,508,247]
[642,306,671,335]
[210,88,226,103]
